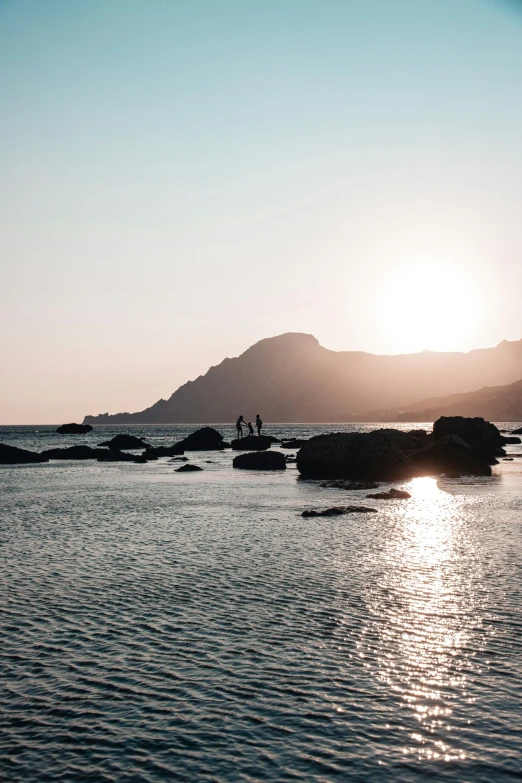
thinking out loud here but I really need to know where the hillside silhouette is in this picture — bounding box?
[83,333,522,424]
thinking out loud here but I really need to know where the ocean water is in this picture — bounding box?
[2,423,522,782]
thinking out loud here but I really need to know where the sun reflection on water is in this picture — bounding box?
[360,475,482,764]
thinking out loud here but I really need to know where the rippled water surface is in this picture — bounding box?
[2,424,522,782]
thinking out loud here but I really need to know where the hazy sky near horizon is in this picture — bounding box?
[2,0,522,423]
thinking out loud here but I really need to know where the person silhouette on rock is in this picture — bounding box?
[236,415,245,439]
[247,421,254,437]
[255,414,262,436]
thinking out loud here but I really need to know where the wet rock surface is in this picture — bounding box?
[231,436,272,451]
[176,464,203,472]
[319,480,380,490]
[41,446,112,460]
[366,488,412,500]
[281,438,308,449]
[175,427,226,451]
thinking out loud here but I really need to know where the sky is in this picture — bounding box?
[2,0,522,423]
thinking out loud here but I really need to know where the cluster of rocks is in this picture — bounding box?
[296,417,520,480]
[302,506,377,517]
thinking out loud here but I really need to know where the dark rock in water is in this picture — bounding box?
[501,436,521,445]
[231,436,272,451]
[412,435,493,476]
[145,444,185,458]
[512,427,522,435]
[56,423,92,434]
[133,455,149,463]
[98,434,151,450]
[221,442,232,448]
[141,451,158,461]
[281,438,308,449]
[97,450,137,462]
[233,451,286,470]
[0,443,49,464]
[302,506,378,517]
[503,458,514,461]
[320,480,380,490]
[366,488,411,499]
[433,416,502,456]
[297,430,416,480]
[263,435,281,443]
[169,456,188,462]
[176,464,203,472]
[175,427,225,451]
[41,446,111,460]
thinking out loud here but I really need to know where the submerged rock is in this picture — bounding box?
[175,427,226,451]
[302,506,377,517]
[56,423,93,434]
[319,480,380,490]
[0,443,49,464]
[366,488,411,499]
[281,438,308,449]
[231,436,272,451]
[176,464,203,472]
[98,434,151,450]
[233,451,286,470]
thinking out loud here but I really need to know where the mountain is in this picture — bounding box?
[369,379,522,423]
[83,332,522,424]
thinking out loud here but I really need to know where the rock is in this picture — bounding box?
[168,456,189,462]
[175,427,225,451]
[501,436,522,445]
[297,430,416,480]
[319,480,380,490]
[231,436,272,451]
[56,423,93,434]
[366,488,411,499]
[141,451,158,460]
[512,427,522,435]
[175,464,203,472]
[41,446,112,460]
[97,450,137,462]
[98,434,151,449]
[433,416,503,456]
[503,458,514,461]
[233,451,286,470]
[262,435,281,443]
[302,506,378,517]
[133,455,149,463]
[0,443,49,464]
[281,438,309,449]
[285,456,297,463]
[412,435,493,476]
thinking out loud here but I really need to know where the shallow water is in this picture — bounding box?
[2,424,522,782]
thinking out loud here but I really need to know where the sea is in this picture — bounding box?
[2,423,522,782]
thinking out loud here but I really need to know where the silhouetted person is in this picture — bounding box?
[247,421,254,436]
[236,415,245,439]
[255,414,262,436]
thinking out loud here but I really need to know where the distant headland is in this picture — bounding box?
[83,332,522,425]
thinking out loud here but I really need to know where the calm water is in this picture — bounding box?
[2,423,522,782]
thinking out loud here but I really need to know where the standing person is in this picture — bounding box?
[255,414,262,436]
[247,421,254,437]
[236,415,245,439]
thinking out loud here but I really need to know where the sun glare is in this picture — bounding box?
[377,262,479,354]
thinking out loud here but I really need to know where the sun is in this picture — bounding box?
[376,261,479,354]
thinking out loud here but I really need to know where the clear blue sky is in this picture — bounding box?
[2,0,522,422]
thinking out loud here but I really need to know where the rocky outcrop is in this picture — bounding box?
[412,434,494,476]
[512,426,522,435]
[302,506,377,517]
[57,423,93,434]
[175,464,203,472]
[41,446,112,460]
[231,436,272,451]
[502,436,522,444]
[233,451,286,470]
[0,443,49,464]
[297,419,499,480]
[366,488,411,499]
[175,427,226,451]
[97,450,138,462]
[98,434,151,450]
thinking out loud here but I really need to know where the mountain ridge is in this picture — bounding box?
[83,332,522,424]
